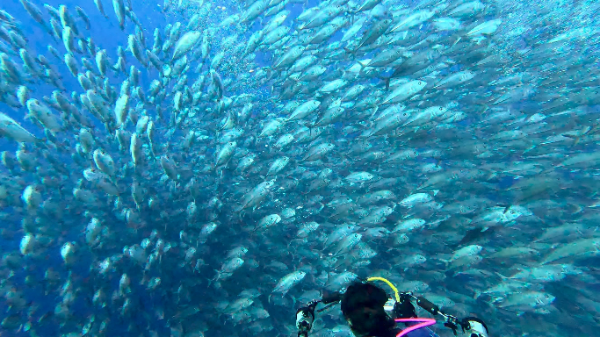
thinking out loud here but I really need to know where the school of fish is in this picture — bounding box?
[0,0,599,336]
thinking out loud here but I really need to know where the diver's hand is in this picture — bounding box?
[296,305,316,336]
[394,293,417,318]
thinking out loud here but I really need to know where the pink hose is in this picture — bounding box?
[394,318,437,337]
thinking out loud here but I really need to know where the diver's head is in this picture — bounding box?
[341,282,396,336]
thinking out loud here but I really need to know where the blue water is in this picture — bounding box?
[0,0,169,335]
[1,0,600,336]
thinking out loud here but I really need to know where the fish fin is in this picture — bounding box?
[563,134,581,146]
[381,76,391,90]
[356,60,367,72]
[494,271,509,280]
[343,47,356,60]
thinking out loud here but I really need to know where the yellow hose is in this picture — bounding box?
[366,276,400,302]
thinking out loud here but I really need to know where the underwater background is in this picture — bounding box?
[0,0,599,336]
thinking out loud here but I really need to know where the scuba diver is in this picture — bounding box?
[296,277,489,337]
